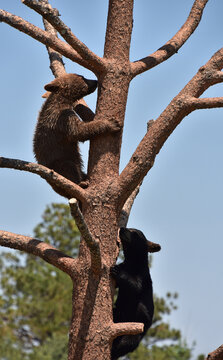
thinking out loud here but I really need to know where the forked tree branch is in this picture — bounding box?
[69,199,101,274]
[22,0,104,74]
[0,230,77,276]
[0,157,87,203]
[0,10,91,70]
[206,344,223,360]
[131,0,209,77]
[118,48,223,206]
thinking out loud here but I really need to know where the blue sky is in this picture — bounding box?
[0,1,223,358]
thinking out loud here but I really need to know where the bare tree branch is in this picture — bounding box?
[0,157,87,203]
[40,0,65,77]
[118,48,223,206]
[206,345,223,360]
[0,9,91,69]
[191,96,223,109]
[131,0,209,77]
[42,18,66,77]
[69,199,101,274]
[0,230,77,276]
[119,183,141,228]
[110,322,144,337]
[21,0,104,73]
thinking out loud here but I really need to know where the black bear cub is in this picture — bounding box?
[33,73,120,198]
[111,227,161,360]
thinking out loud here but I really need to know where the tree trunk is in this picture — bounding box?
[67,3,135,355]
[68,201,118,360]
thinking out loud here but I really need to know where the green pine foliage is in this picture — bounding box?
[0,204,75,359]
[0,203,204,359]
[29,334,68,360]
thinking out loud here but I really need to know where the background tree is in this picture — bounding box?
[0,1,223,359]
[0,203,203,360]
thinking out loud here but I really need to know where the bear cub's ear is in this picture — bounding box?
[147,240,161,253]
[44,78,61,93]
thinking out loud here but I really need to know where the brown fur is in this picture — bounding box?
[33,73,120,198]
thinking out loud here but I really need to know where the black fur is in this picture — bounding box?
[111,227,160,359]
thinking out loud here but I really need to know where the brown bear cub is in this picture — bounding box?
[33,73,120,198]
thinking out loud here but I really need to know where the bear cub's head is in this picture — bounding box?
[44,73,97,101]
[119,227,161,264]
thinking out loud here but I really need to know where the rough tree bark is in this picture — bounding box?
[0,1,223,359]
